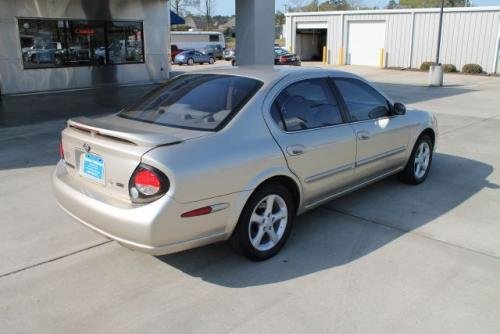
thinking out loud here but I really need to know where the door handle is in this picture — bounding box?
[286,145,305,156]
[357,131,371,140]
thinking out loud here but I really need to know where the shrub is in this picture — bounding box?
[442,64,457,73]
[462,63,483,74]
[420,61,433,71]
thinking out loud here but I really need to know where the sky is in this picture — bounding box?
[211,0,500,15]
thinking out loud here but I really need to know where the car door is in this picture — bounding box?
[333,77,410,180]
[266,77,356,206]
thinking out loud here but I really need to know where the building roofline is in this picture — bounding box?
[285,6,500,17]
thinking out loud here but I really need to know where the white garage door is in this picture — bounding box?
[347,21,386,66]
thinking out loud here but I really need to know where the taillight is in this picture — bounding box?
[129,164,169,203]
[59,141,64,160]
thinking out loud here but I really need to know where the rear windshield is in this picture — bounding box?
[120,74,263,131]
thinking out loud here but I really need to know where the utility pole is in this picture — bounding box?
[429,0,444,86]
[435,0,444,64]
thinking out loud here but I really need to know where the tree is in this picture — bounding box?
[275,11,286,26]
[202,0,215,30]
[399,0,467,8]
[171,0,200,15]
[386,0,398,9]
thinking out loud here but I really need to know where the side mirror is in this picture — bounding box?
[393,102,406,116]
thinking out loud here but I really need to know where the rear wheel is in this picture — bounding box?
[399,134,433,184]
[230,183,295,261]
[209,57,215,64]
[187,58,194,66]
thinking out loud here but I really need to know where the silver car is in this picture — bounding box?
[53,67,438,260]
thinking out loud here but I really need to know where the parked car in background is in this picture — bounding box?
[171,44,183,61]
[232,47,301,66]
[223,48,235,61]
[23,42,65,66]
[274,47,301,66]
[54,66,437,261]
[202,44,224,60]
[174,50,215,65]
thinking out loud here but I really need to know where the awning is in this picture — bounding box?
[170,11,185,25]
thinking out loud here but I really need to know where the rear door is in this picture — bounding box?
[266,77,356,206]
[333,77,410,180]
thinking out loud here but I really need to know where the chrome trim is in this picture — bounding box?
[210,203,230,213]
[305,166,404,209]
[304,162,354,183]
[356,146,406,167]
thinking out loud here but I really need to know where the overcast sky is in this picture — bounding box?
[211,0,500,15]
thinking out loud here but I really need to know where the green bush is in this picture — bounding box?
[462,63,483,74]
[420,61,433,71]
[442,64,457,73]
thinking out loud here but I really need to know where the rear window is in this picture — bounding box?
[119,74,263,131]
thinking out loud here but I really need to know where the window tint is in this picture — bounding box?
[271,78,343,131]
[120,74,263,131]
[335,78,390,121]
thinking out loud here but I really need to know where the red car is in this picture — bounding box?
[171,44,183,61]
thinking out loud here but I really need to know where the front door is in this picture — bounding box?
[267,77,356,205]
[333,77,410,180]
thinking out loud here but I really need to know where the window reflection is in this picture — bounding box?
[18,18,144,69]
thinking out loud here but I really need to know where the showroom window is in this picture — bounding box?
[17,18,144,69]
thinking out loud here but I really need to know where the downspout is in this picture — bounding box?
[340,13,344,65]
[408,10,415,69]
[492,22,500,74]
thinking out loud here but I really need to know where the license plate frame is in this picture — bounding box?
[80,153,105,184]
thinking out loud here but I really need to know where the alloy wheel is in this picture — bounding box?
[248,194,288,252]
[414,141,430,179]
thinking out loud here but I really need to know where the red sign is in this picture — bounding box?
[75,28,95,35]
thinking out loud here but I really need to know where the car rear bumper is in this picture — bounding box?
[52,160,245,255]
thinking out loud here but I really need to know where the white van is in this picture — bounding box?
[171,31,225,52]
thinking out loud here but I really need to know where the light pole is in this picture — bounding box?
[429,0,444,86]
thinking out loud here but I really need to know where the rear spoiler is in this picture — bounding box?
[67,117,183,147]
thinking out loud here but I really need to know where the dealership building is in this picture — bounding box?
[0,0,171,95]
[285,6,500,73]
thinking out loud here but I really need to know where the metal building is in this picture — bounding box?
[285,6,500,74]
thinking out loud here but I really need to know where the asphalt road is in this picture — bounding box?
[1,65,499,333]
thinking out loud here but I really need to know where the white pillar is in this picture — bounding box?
[235,0,275,66]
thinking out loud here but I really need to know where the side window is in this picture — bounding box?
[335,78,390,122]
[271,78,343,131]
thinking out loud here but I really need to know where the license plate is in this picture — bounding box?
[81,153,105,183]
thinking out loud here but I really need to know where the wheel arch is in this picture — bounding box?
[224,172,303,238]
[420,128,436,147]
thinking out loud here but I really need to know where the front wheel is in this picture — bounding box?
[230,183,295,261]
[187,58,194,66]
[399,134,433,184]
[208,57,215,64]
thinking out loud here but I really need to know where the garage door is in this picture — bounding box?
[347,21,386,66]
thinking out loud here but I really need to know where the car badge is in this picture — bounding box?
[83,143,91,152]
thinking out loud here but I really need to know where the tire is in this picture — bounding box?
[187,58,194,66]
[209,57,215,64]
[399,134,433,185]
[54,56,63,66]
[230,183,295,261]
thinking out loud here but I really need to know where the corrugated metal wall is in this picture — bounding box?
[286,7,500,73]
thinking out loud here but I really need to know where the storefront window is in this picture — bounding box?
[107,21,144,64]
[17,18,144,69]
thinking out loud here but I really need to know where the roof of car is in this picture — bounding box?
[178,66,359,86]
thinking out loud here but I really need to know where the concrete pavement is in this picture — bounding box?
[1,65,499,333]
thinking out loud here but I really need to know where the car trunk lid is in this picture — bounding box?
[61,115,209,201]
